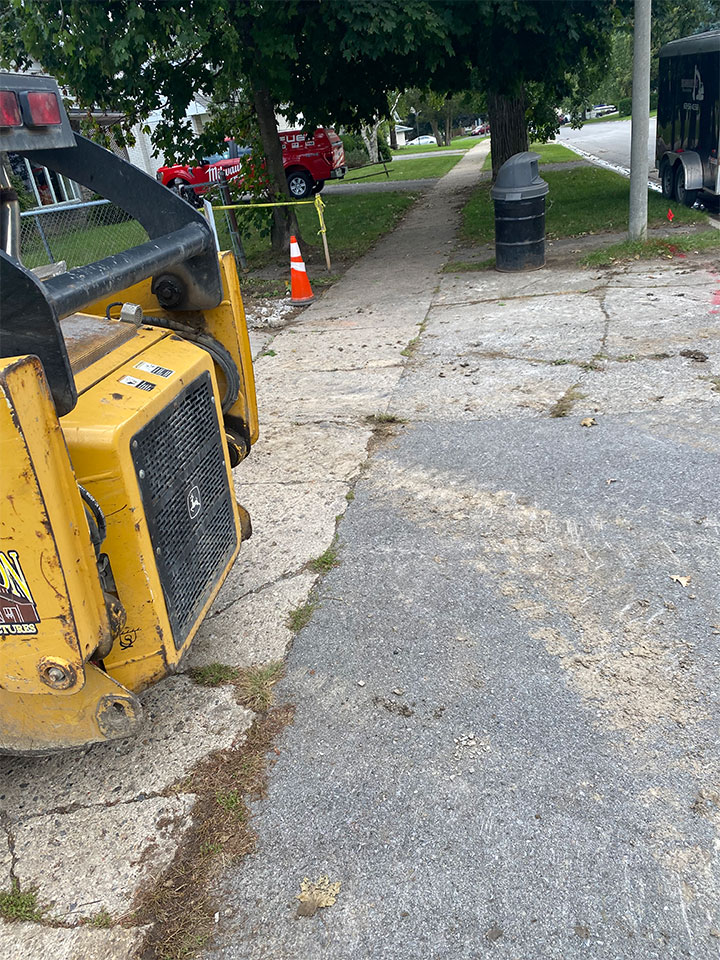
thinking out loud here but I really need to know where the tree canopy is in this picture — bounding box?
[1,0,633,197]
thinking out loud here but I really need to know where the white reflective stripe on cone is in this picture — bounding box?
[291,262,307,273]
[290,241,302,257]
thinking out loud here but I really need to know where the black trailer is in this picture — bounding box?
[656,29,719,207]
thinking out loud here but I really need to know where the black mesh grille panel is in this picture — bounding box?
[131,372,237,648]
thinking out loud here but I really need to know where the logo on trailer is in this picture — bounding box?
[187,485,202,519]
[0,551,40,636]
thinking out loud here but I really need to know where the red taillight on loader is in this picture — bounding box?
[0,90,22,127]
[25,90,62,126]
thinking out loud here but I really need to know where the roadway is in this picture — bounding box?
[556,116,658,180]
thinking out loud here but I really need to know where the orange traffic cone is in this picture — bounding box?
[289,235,314,305]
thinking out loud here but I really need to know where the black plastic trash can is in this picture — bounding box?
[491,152,549,271]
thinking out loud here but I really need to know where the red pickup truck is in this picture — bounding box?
[157,128,347,201]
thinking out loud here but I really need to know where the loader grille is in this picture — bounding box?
[131,372,237,648]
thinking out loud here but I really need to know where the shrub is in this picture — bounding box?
[618,97,632,117]
[376,133,391,163]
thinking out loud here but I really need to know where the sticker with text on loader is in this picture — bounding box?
[119,374,155,392]
[134,360,174,379]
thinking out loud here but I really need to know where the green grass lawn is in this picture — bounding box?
[391,135,486,155]
[462,166,707,245]
[216,190,417,266]
[583,229,720,266]
[21,218,147,270]
[344,154,463,184]
[20,192,417,275]
[482,142,578,171]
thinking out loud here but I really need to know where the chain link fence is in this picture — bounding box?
[20,199,148,271]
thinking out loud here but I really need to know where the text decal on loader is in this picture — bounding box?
[0,550,40,636]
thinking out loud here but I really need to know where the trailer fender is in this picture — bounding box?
[664,151,704,191]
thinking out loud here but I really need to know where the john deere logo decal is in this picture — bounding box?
[187,485,202,519]
[0,551,40,636]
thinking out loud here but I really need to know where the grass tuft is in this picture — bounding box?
[365,412,408,425]
[287,599,318,633]
[190,663,239,687]
[310,545,339,574]
[549,384,585,419]
[0,881,44,923]
[235,663,285,712]
[88,907,113,928]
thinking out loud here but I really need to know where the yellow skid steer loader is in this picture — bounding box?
[0,73,258,753]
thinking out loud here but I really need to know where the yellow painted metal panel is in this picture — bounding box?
[61,337,241,693]
[0,662,142,755]
[0,356,110,696]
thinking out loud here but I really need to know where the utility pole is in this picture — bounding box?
[628,0,652,241]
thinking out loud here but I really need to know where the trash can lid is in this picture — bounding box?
[490,151,549,201]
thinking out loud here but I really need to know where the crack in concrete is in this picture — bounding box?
[1,812,18,884]
[431,285,606,310]
[204,564,321,620]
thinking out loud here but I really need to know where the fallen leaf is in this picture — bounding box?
[580,417,597,427]
[670,575,691,587]
[486,926,503,942]
[296,876,341,918]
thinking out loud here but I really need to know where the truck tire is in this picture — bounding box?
[674,165,698,208]
[287,171,313,199]
[311,180,325,195]
[660,161,674,199]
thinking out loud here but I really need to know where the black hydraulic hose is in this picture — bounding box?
[143,316,240,413]
[78,484,107,551]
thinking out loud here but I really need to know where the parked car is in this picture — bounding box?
[157,128,347,202]
[405,135,438,146]
[470,123,489,136]
[587,104,617,119]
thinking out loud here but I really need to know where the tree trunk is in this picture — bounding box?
[487,89,529,181]
[444,103,452,147]
[252,85,300,254]
[429,119,442,146]
[360,123,380,163]
[389,124,398,150]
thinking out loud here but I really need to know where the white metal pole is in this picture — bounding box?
[629,0,652,241]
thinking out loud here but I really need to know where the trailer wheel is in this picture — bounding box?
[674,165,698,208]
[660,161,674,199]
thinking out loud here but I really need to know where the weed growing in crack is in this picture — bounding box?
[549,384,585,418]
[0,880,44,923]
[288,599,318,633]
[551,358,571,366]
[88,908,113,928]
[366,412,408,425]
[310,545,339,574]
[215,789,247,819]
[345,489,355,502]
[235,663,284,712]
[191,663,240,687]
[133,705,295,960]
[617,354,639,363]
[579,361,604,372]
